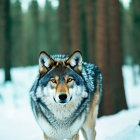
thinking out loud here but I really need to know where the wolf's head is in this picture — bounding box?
[38,50,87,104]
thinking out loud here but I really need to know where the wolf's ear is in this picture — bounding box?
[39,51,55,77]
[65,50,82,73]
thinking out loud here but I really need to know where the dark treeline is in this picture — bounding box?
[0,0,61,68]
[0,0,140,67]
[0,0,140,116]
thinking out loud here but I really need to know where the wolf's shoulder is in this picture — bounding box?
[82,62,102,93]
[82,62,101,79]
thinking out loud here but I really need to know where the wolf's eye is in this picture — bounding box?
[67,77,74,83]
[50,78,57,83]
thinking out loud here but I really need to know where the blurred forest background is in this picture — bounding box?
[0,0,140,116]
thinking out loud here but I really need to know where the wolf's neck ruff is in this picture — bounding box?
[35,97,88,129]
[31,81,90,127]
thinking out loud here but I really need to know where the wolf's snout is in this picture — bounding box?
[59,93,67,101]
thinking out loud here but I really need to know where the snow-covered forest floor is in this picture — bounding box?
[0,65,140,140]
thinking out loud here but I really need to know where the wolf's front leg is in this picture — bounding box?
[82,104,99,140]
[71,133,79,140]
[82,82,100,140]
[82,104,98,140]
[82,127,96,140]
[44,133,54,140]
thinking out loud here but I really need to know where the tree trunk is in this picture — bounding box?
[0,2,4,68]
[11,0,25,66]
[85,0,95,63]
[95,0,114,116]
[28,0,39,65]
[1,0,12,81]
[79,0,88,61]
[69,0,81,51]
[59,0,70,54]
[130,0,140,66]
[108,0,128,112]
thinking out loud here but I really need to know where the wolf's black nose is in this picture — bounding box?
[59,94,67,101]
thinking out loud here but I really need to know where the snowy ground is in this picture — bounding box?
[0,65,140,140]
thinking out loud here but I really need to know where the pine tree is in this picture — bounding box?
[44,0,60,54]
[122,7,133,64]
[96,0,128,116]
[28,0,39,65]
[108,0,128,112]
[44,0,52,52]
[130,0,140,71]
[78,0,88,61]
[59,0,71,53]
[0,1,4,67]
[85,0,96,63]
[95,0,115,116]
[69,0,81,51]
[0,0,12,81]
[11,0,25,66]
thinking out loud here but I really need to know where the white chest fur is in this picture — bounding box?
[37,107,86,140]
[35,87,88,139]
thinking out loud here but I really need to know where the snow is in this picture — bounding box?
[96,107,140,140]
[0,65,140,140]
[0,105,43,140]
[109,125,140,140]
[122,65,140,108]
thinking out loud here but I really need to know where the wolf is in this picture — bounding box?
[30,50,102,140]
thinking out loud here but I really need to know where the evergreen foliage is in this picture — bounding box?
[0,0,138,68]
[44,0,60,54]
[27,0,39,65]
[11,0,24,66]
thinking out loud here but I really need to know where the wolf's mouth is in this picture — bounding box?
[53,97,56,103]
